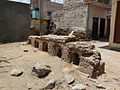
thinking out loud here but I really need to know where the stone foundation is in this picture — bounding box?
[28,35,105,78]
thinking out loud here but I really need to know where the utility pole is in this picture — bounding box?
[39,0,44,36]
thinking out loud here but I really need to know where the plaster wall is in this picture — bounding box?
[88,5,108,37]
[109,0,120,49]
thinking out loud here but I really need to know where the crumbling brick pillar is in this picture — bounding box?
[34,40,39,48]
[31,38,35,47]
[48,42,56,56]
[62,45,71,63]
[38,40,43,51]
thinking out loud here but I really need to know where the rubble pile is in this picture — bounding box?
[66,42,104,78]
[53,28,69,35]
[28,35,105,78]
[53,27,86,40]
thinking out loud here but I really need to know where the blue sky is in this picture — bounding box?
[9,0,30,3]
[51,0,63,3]
[9,0,63,4]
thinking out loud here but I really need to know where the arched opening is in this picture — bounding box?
[42,42,48,52]
[35,40,39,48]
[71,53,80,65]
[56,46,62,58]
[57,48,62,58]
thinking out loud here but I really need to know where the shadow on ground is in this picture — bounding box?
[99,45,120,52]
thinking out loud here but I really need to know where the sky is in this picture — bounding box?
[9,0,30,3]
[51,0,63,3]
[9,0,63,4]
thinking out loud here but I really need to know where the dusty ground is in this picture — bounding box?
[93,41,120,90]
[0,41,120,90]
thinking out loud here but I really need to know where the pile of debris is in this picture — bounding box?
[53,27,86,40]
[28,34,105,78]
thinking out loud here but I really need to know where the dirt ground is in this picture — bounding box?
[93,41,120,89]
[0,41,120,90]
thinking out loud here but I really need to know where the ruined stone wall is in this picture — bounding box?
[52,0,88,32]
[28,35,105,78]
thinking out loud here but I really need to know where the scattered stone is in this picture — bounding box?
[33,50,37,52]
[26,83,33,90]
[51,72,54,75]
[88,78,98,84]
[23,49,29,52]
[96,84,106,89]
[22,42,28,45]
[72,84,86,90]
[63,75,75,84]
[39,79,56,90]
[10,69,23,77]
[46,79,56,89]
[32,63,51,78]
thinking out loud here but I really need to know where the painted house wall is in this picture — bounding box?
[88,5,108,38]
[109,0,120,49]
[0,0,30,43]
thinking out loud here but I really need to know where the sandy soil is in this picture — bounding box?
[0,41,120,90]
[93,41,120,90]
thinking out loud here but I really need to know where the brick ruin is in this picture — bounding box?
[28,35,105,78]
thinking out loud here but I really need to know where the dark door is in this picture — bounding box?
[105,18,110,40]
[114,1,120,43]
[92,17,99,40]
[99,18,105,38]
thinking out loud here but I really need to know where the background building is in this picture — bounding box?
[87,0,111,40]
[30,0,63,35]
[52,0,111,40]
[109,0,120,49]
[0,0,30,43]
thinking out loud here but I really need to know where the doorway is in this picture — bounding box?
[57,48,62,58]
[35,40,39,48]
[42,42,48,52]
[114,1,120,43]
[99,18,105,38]
[56,46,62,58]
[71,53,80,66]
[92,17,99,40]
[106,18,110,40]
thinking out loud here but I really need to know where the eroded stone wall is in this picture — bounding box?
[51,0,88,32]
